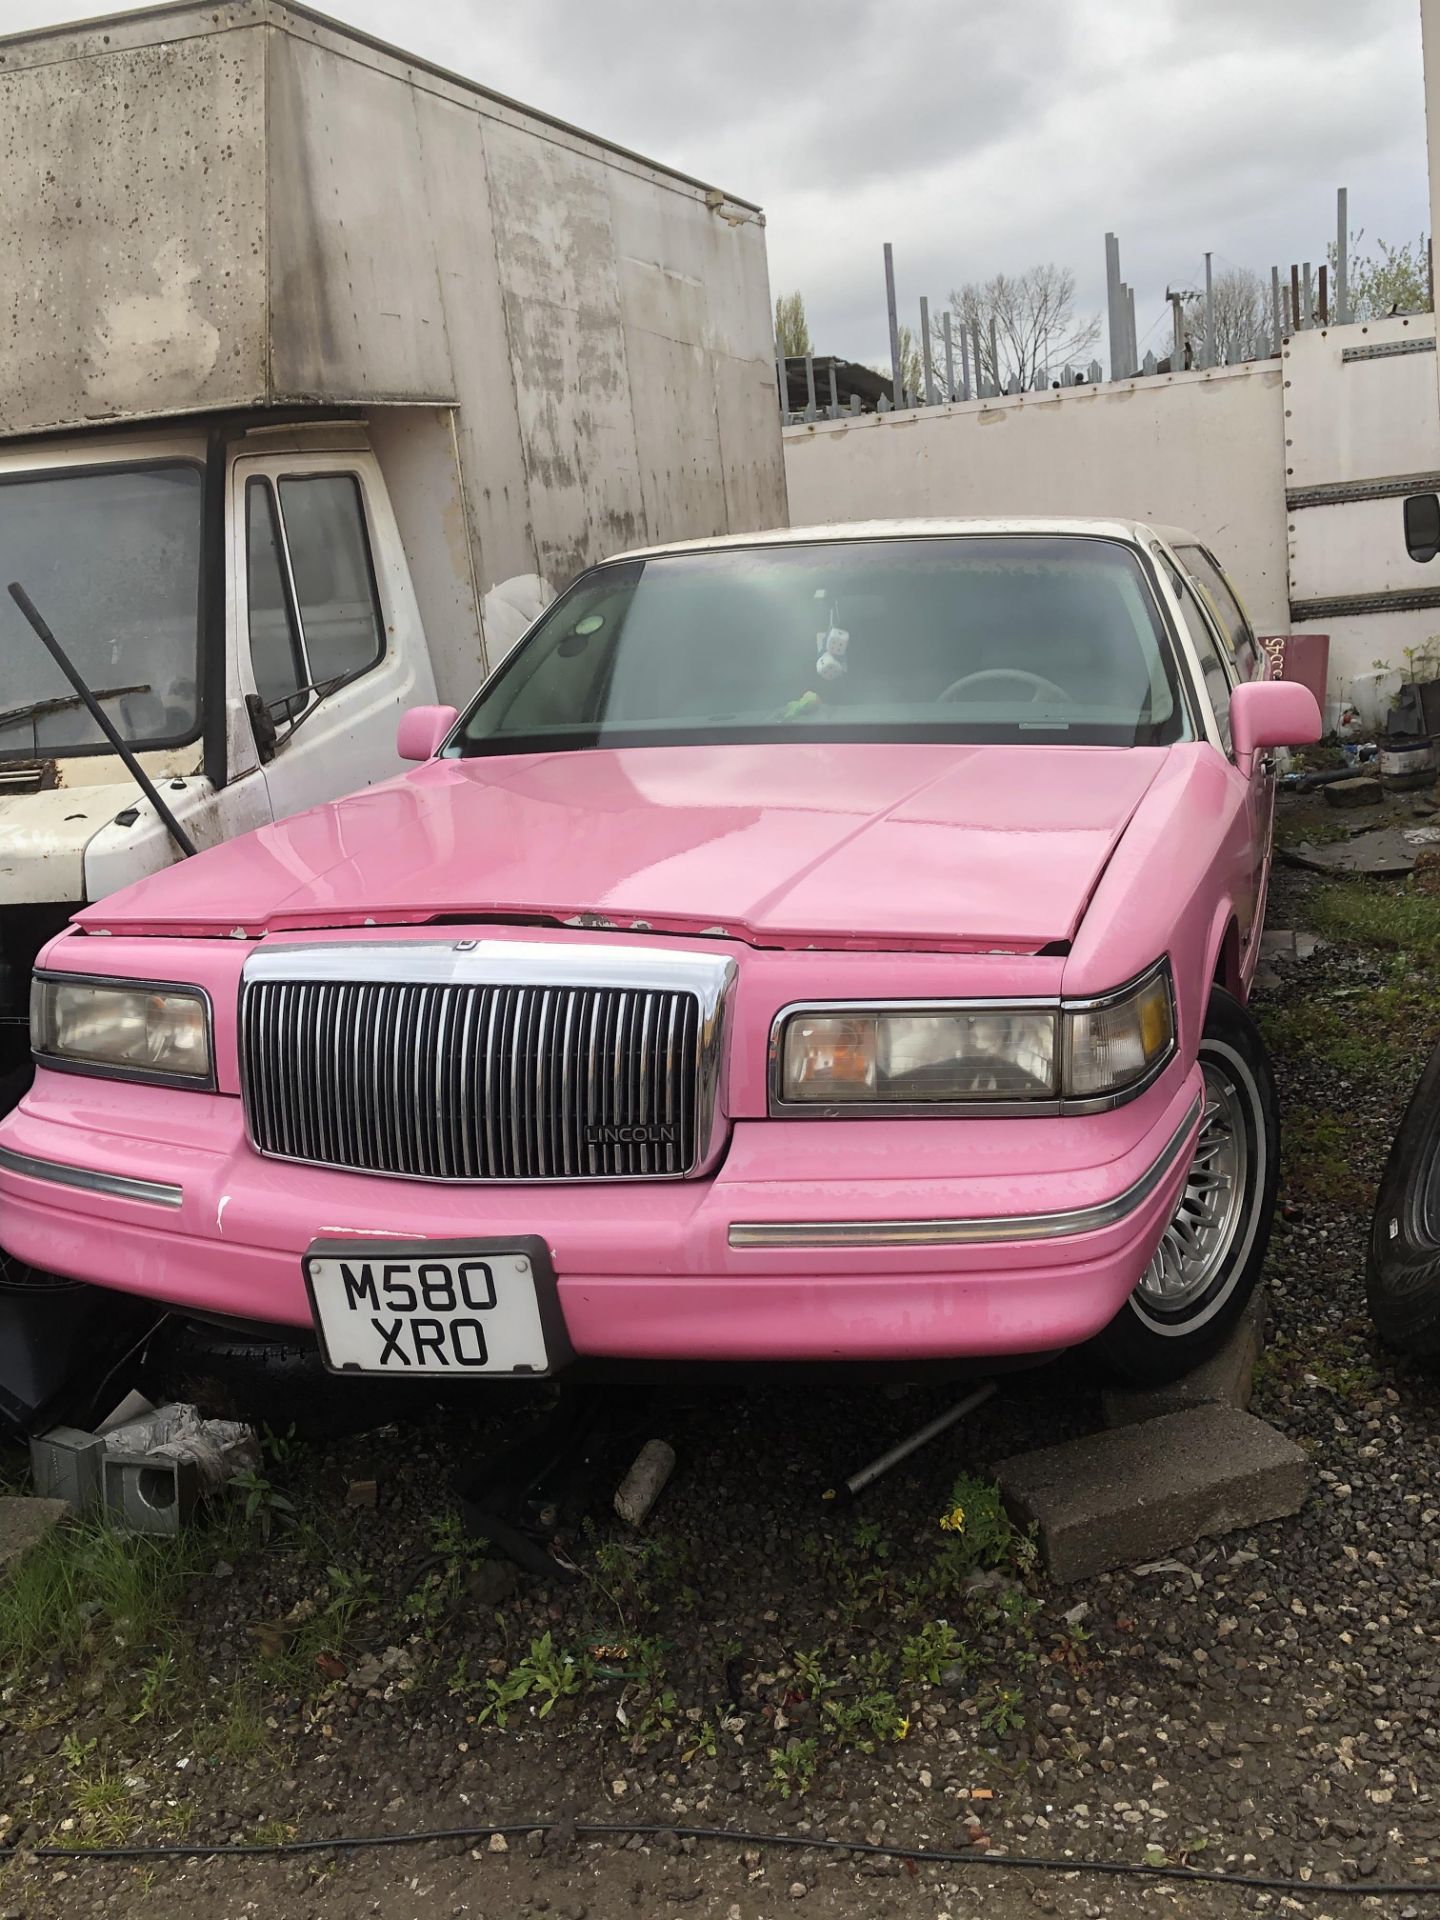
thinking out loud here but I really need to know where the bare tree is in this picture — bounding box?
[775,291,813,358]
[944,265,1100,391]
[1183,267,1269,365]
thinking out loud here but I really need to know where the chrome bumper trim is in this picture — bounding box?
[727,1093,1202,1251]
[0,1145,184,1211]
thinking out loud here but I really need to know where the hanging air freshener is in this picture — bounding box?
[817,624,849,683]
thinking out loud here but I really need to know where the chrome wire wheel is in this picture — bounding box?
[1137,1059,1251,1320]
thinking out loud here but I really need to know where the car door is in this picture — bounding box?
[232,450,438,823]
[1165,561,1270,967]
[1176,548,1278,905]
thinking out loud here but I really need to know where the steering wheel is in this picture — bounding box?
[938,667,1073,706]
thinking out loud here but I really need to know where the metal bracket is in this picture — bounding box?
[1340,337,1436,364]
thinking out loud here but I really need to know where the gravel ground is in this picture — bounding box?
[5,816,1440,1920]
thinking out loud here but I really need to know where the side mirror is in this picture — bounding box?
[396,704,459,762]
[1405,493,1440,564]
[1230,678,1322,760]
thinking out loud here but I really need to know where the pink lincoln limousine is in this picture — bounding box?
[0,520,1321,1398]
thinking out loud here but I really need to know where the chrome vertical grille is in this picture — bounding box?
[239,942,735,1182]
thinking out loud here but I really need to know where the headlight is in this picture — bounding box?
[780,1007,1059,1105]
[1064,968,1175,1100]
[774,962,1174,1113]
[31,975,213,1087]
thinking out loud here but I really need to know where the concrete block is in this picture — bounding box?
[0,1495,69,1584]
[995,1404,1311,1582]
[1323,775,1382,808]
[1101,1287,1267,1428]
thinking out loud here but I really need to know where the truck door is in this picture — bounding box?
[232,449,438,822]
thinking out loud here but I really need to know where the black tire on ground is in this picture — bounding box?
[1367,1037,1440,1354]
[1090,987,1279,1388]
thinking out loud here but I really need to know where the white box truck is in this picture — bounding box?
[0,0,785,1424]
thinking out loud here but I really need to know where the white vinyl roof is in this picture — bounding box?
[609,517,1199,563]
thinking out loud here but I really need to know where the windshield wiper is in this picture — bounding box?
[6,584,196,860]
[0,684,149,730]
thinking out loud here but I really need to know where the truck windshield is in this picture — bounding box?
[455,535,1192,756]
[0,462,203,758]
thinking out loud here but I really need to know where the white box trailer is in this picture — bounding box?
[0,0,786,1102]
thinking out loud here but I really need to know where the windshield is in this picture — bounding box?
[0,461,204,759]
[455,535,1192,756]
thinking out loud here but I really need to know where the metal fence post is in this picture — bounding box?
[1336,187,1349,325]
[1126,285,1138,378]
[920,296,936,405]
[989,317,1000,395]
[1302,262,1313,330]
[959,322,971,401]
[942,310,955,402]
[1105,232,1125,380]
[1290,263,1301,336]
[1271,266,1283,351]
[1318,263,1329,326]
[883,242,903,410]
[973,320,985,396]
[1203,252,1214,367]
[803,353,817,421]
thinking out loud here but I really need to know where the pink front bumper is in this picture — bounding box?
[0,1069,1202,1364]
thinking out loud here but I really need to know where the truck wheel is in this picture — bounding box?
[1367,1038,1440,1353]
[1091,989,1277,1387]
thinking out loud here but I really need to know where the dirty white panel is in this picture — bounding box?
[784,364,1289,630]
[1287,495,1439,603]
[365,406,488,705]
[0,24,267,432]
[714,354,789,533]
[485,121,648,583]
[625,326,728,546]
[404,88,540,669]
[1282,316,1439,489]
[267,30,453,402]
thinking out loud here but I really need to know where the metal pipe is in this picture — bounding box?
[1318,262,1329,326]
[942,310,955,402]
[919,295,935,405]
[8,582,198,859]
[1336,186,1349,325]
[844,1382,998,1497]
[1271,265,1283,351]
[1302,261,1313,330]
[883,242,903,409]
[1104,231,1125,380]
[803,353,817,419]
[1203,252,1214,367]
[959,322,971,401]
[1290,263,1301,337]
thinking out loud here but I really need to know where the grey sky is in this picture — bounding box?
[0,0,1428,368]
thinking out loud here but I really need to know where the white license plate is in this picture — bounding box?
[303,1240,554,1376]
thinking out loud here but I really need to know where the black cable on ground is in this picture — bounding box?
[1,1818,1437,1898]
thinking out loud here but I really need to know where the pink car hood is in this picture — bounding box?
[78,743,1168,951]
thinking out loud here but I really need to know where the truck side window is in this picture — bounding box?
[245,479,307,716]
[1170,569,1233,752]
[277,476,385,686]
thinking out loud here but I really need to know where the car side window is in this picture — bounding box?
[1177,545,1259,681]
[1170,569,1233,751]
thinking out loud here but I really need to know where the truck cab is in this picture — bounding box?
[0,417,439,1106]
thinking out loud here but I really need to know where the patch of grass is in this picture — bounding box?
[196,1691,271,1764]
[1280,1106,1374,1210]
[1308,880,1440,955]
[0,1518,207,1678]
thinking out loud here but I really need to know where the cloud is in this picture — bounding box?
[2,0,1429,367]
